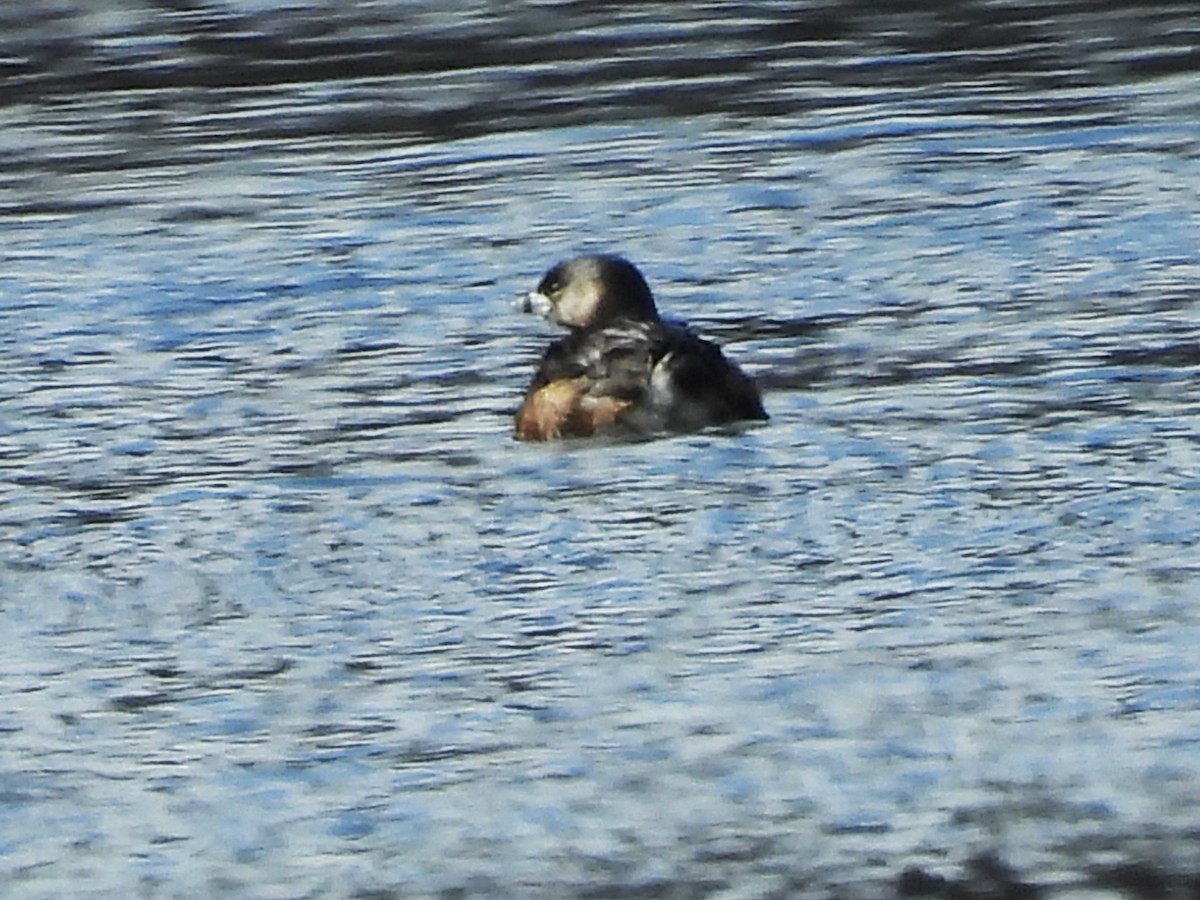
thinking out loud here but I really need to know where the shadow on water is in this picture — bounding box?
[2,2,1200,898]
[3,1,1200,145]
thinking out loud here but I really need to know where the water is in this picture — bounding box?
[2,1,1200,897]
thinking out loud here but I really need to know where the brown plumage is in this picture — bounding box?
[515,255,767,441]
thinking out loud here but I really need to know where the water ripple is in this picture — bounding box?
[2,1,1200,897]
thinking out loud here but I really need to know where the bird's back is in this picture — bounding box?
[515,319,766,440]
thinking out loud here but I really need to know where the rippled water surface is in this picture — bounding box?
[3,2,1200,897]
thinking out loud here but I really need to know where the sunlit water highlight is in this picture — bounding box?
[2,2,1200,896]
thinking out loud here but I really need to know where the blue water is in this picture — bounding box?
[2,2,1200,896]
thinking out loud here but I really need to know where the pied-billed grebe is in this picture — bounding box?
[514,254,767,441]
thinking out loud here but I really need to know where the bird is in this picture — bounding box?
[514,254,767,441]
